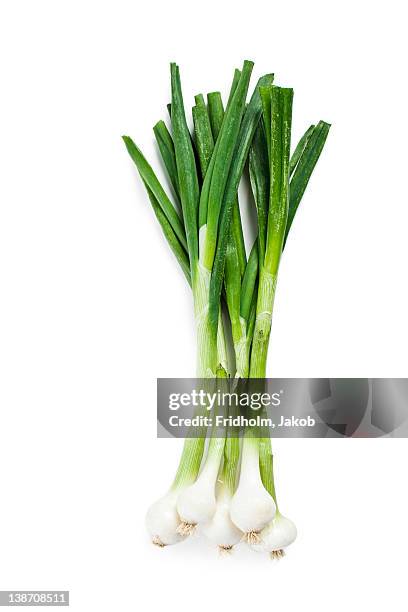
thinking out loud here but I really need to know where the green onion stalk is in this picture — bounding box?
[251,86,293,379]
[254,96,331,511]
[229,86,297,548]
[248,91,331,557]
[249,86,293,526]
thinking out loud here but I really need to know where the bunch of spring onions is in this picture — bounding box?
[123,60,330,558]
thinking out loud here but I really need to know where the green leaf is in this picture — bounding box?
[145,185,191,285]
[246,284,258,344]
[227,68,242,107]
[207,92,224,140]
[231,200,246,278]
[153,120,181,209]
[170,63,200,273]
[199,68,245,231]
[264,86,293,275]
[249,121,269,265]
[207,87,246,277]
[202,60,254,271]
[259,85,273,161]
[289,123,315,177]
[224,231,242,330]
[240,240,259,321]
[285,120,330,246]
[192,103,214,179]
[122,135,187,251]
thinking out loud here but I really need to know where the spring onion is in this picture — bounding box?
[229,429,276,543]
[123,60,330,557]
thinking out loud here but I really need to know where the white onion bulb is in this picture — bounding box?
[201,481,243,552]
[176,439,224,534]
[230,437,276,543]
[145,490,185,547]
[251,513,297,556]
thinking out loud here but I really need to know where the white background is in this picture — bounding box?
[1,0,407,610]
